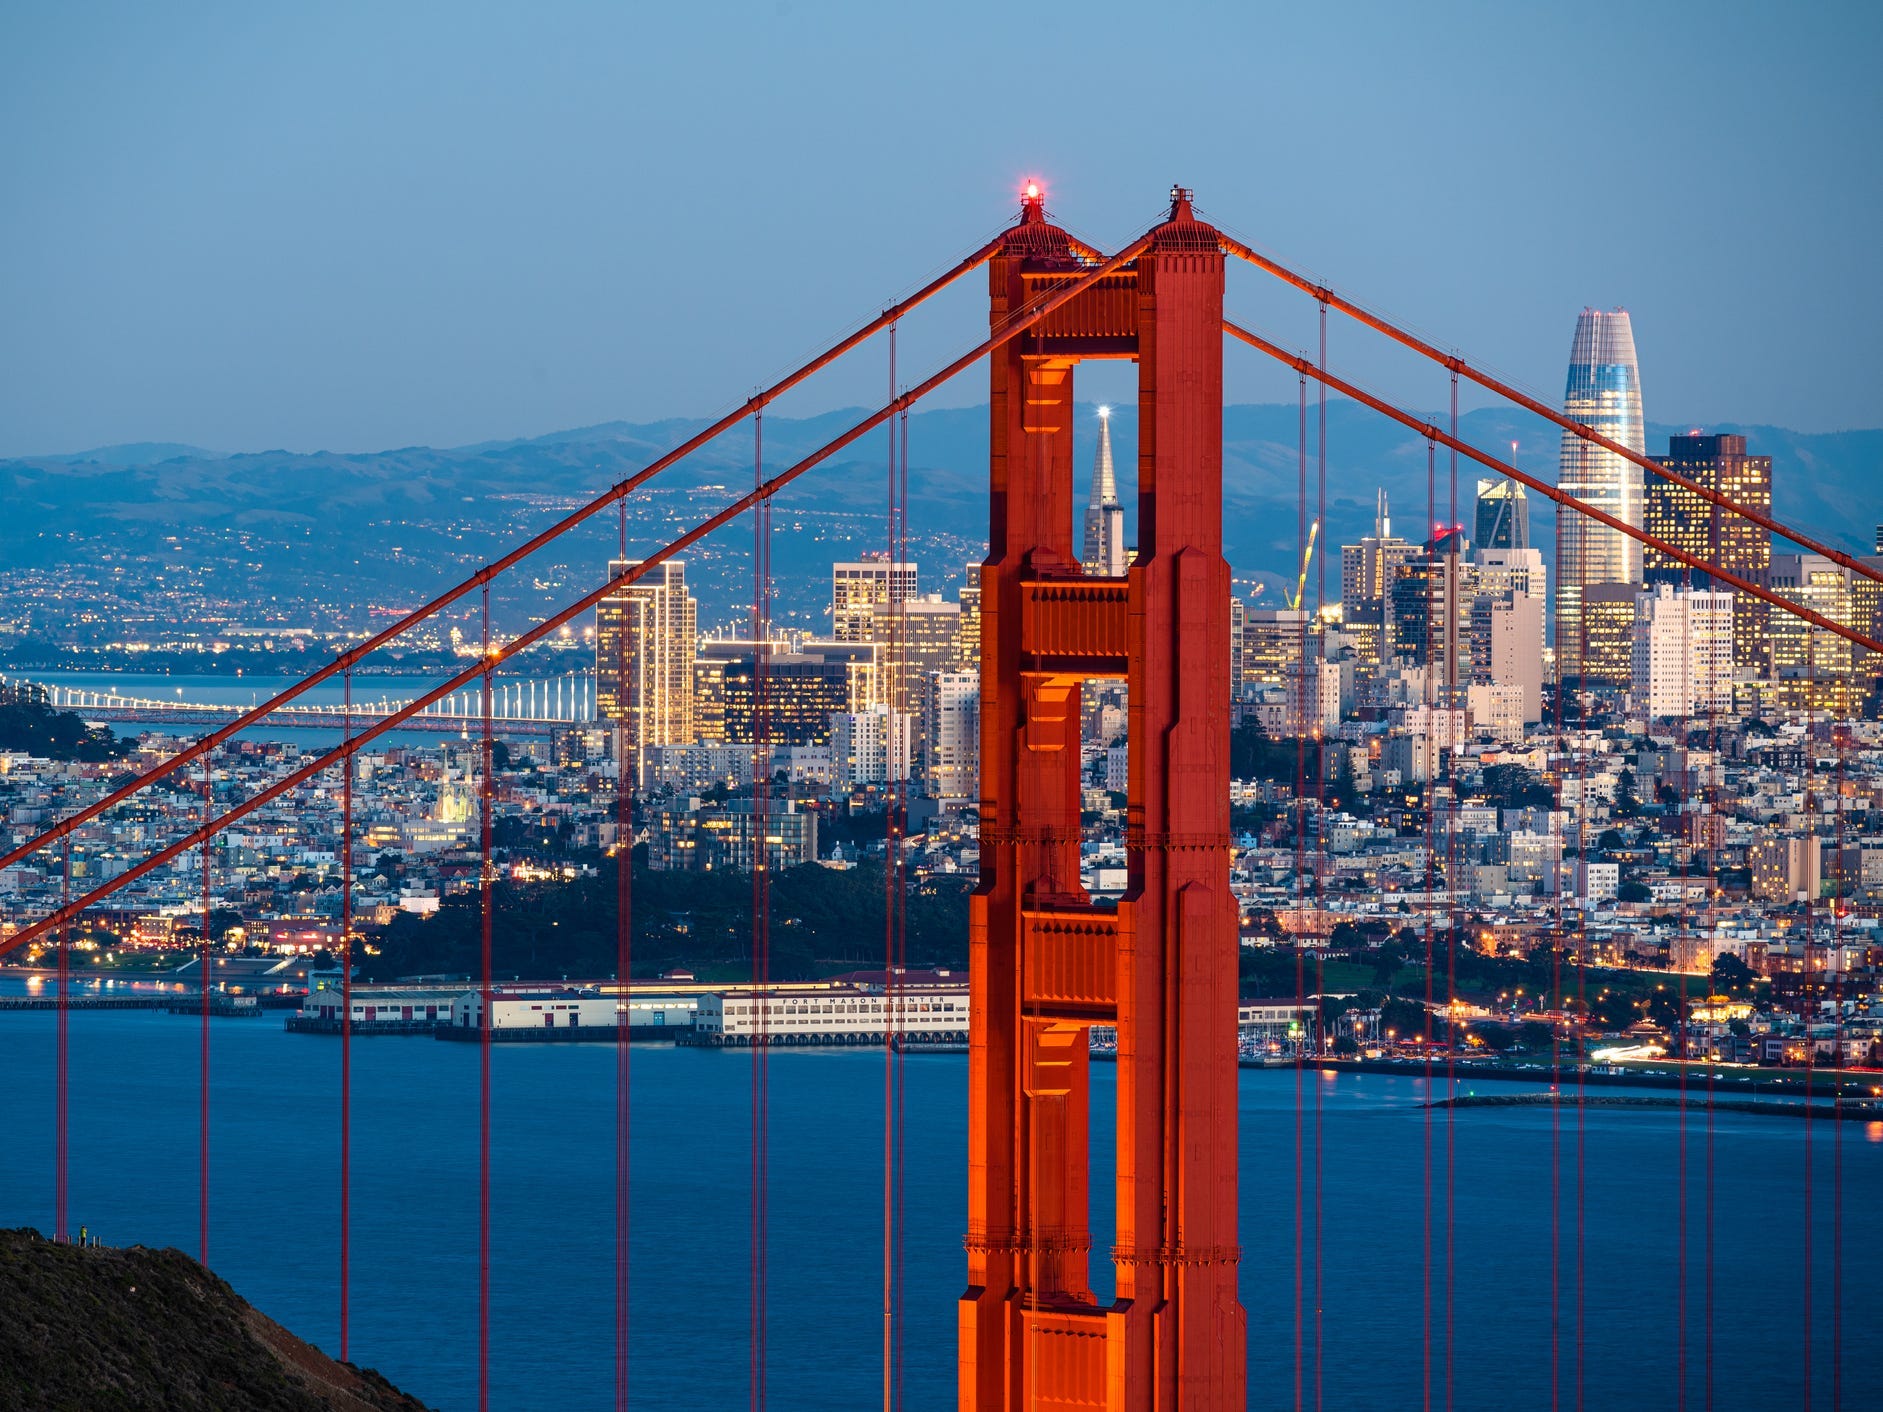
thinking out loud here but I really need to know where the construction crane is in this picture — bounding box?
[1288,520,1319,611]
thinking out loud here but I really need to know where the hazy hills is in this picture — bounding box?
[5,403,1878,618]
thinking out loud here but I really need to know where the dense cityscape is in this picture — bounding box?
[4,308,1879,1077]
[4,7,1877,1408]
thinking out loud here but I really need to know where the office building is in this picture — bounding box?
[694,637,869,748]
[596,558,698,769]
[1390,529,1473,693]
[1473,546,1546,604]
[1081,406,1128,577]
[1578,583,1639,693]
[1339,491,1420,667]
[1244,608,1312,687]
[1474,477,1530,551]
[692,637,793,744]
[866,594,961,709]
[832,558,918,642]
[955,567,982,675]
[1556,309,1646,683]
[724,655,858,746]
[1631,584,1734,719]
[1765,554,1856,714]
[1229,596,1248,695]
[1646,433,1774,670]
[922,671,980,803]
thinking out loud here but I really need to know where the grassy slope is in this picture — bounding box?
[0,1229,431,1411]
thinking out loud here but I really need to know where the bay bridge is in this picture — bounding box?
[1,182,1875,1411]
[23,671,598,737]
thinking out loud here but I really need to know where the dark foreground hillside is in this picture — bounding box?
[0,1229,431,1411]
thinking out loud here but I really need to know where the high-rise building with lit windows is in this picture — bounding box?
[595,559,697,766]
[1765,553,1856,715]
[1645,433,1773,671]
[1339,490,1419,667]
[831,557,917,642]
[1555,309,1645,684]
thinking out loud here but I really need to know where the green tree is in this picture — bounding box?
[1379,995,1432,1043]
[1710,952,1755,994]
[0,682,130,762]
[1519,1020,1556,1051]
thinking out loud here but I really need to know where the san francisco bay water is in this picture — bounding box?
[1,988,1876,1410]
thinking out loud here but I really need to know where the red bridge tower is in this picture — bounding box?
[962,186,1246,1410]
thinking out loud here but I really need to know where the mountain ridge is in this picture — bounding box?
[5,403,1875,626]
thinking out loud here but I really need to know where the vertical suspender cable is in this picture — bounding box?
[895,393,910,1412]
[883,323,899,1412]
[1292,367,1307,1412]
[1551,638,1567,1412]
[1801,646,1815,1412]
[615,524,633,1412]
[478,587,494,1412]
[57,834,70,1244]
[750,404,770,1412]
[1551,854,1563,1412]
[1422,435,1437,1412]
[1447,373,1458,577]
[341,666,354,1363]
[1831,715,1844,1412]
[1705,667,1718,1412]
[200,753,212,1266]
[1312,308,1327,1412]
[1574,629,1587,1412]
[1316,303,1328,619]
[1676,710,1689,1412]
[1444,368,1460,1412]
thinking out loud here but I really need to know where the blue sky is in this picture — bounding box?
[3,0,1878,456]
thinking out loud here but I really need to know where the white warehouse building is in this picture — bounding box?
[694,979,968,1046]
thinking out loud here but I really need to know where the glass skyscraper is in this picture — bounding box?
[1555,308,1645,685]
[1474,477,1530,550]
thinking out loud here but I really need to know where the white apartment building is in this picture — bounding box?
[922,671,979,802]
[644,742,753,792]
[830,705,914,787]
[1472,590,1544,724]
[1632,584,1734,719]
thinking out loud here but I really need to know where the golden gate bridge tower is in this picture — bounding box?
[962,185,1246,1410]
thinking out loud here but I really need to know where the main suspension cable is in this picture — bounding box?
[1218,237,1883,591]
[0,231,1015,880]
[4,234,1158,960]
[1220,319,1883,662]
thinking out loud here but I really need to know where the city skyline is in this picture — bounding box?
[4,7,1879,1405]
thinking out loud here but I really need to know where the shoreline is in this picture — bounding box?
[1430,1091,1883,1123]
